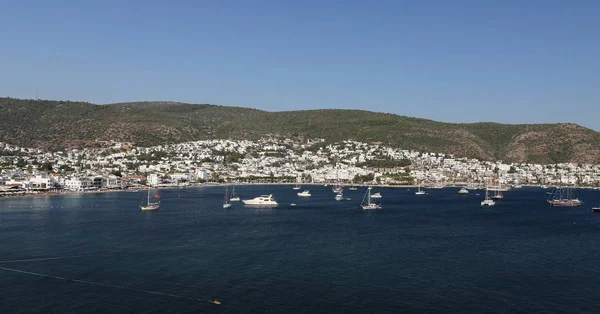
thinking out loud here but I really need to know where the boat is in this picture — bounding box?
[547,185,581,207]
[293,176,301,190]
[290,203,297,207]
[481,178,495,206]
[332,170,343,193]
[229,186,240,202]
[361,187,381,210]
[491,190,503,200]
[223,186,231,209]
[370,192,382,199]
[458,187,469,195]
[297,190,311,197]
[415,179,425,195]
[140,189,160,211]
[592,207,600,213]
[335,193,344,201]
[349,186,358,191]
[242,194,278,205]
[487,173,509,191]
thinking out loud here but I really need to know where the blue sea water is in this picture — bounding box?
[1,185,600,313]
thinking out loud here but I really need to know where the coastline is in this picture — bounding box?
[1,183,596,201]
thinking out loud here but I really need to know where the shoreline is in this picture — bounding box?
[1,183,597,201]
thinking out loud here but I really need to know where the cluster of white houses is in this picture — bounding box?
[1,138,600,196]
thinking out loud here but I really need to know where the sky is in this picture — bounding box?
[1,0,599,130]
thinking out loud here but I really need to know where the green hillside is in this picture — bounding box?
[1,97,599,164]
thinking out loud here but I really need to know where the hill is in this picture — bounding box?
[1,97,599,164]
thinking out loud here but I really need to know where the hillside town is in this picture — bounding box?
[1,138,600,197]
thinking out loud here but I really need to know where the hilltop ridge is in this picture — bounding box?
[1,97,599,164]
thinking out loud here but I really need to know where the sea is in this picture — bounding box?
[1,185,600,313]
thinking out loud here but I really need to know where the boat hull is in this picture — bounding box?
[140,204,159,211]
[548,200,582,207]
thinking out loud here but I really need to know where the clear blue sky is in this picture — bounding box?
[1,0,599,130]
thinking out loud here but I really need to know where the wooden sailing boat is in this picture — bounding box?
[547,179,581,207]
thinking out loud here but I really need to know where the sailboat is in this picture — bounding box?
[487,173,509,192]
[361,187,381,210]
[223,186,231,208]
[547,184,581,207]
[492,189,503,200]
[481,178,495,206]
[229,186,240,202]
[140,189,160,211]
[415,179,425,195]
[293,176,301,190]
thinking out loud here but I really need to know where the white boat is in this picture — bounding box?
[332,186,343,193]
[223,186,231,209]
[229,186,240,202]
[349,186,358,191]
[481,178,495,206]
[335,193,344,201]
[458,187,469,195]
[242,194,278,205]
[370,192,382,199]
[293,176,302,190]
[415,180,425,195]
[290,203,297,207]
[361,187,381,210]
[297,190,311,197]
[140,189,160,211]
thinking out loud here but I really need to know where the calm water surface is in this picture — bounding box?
[1,186,600,313]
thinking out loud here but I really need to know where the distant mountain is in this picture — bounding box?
[1,97,599,164]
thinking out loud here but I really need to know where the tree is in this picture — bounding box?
[40,162,53,172]
[111,170,122,177]
[16,158,27,168]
